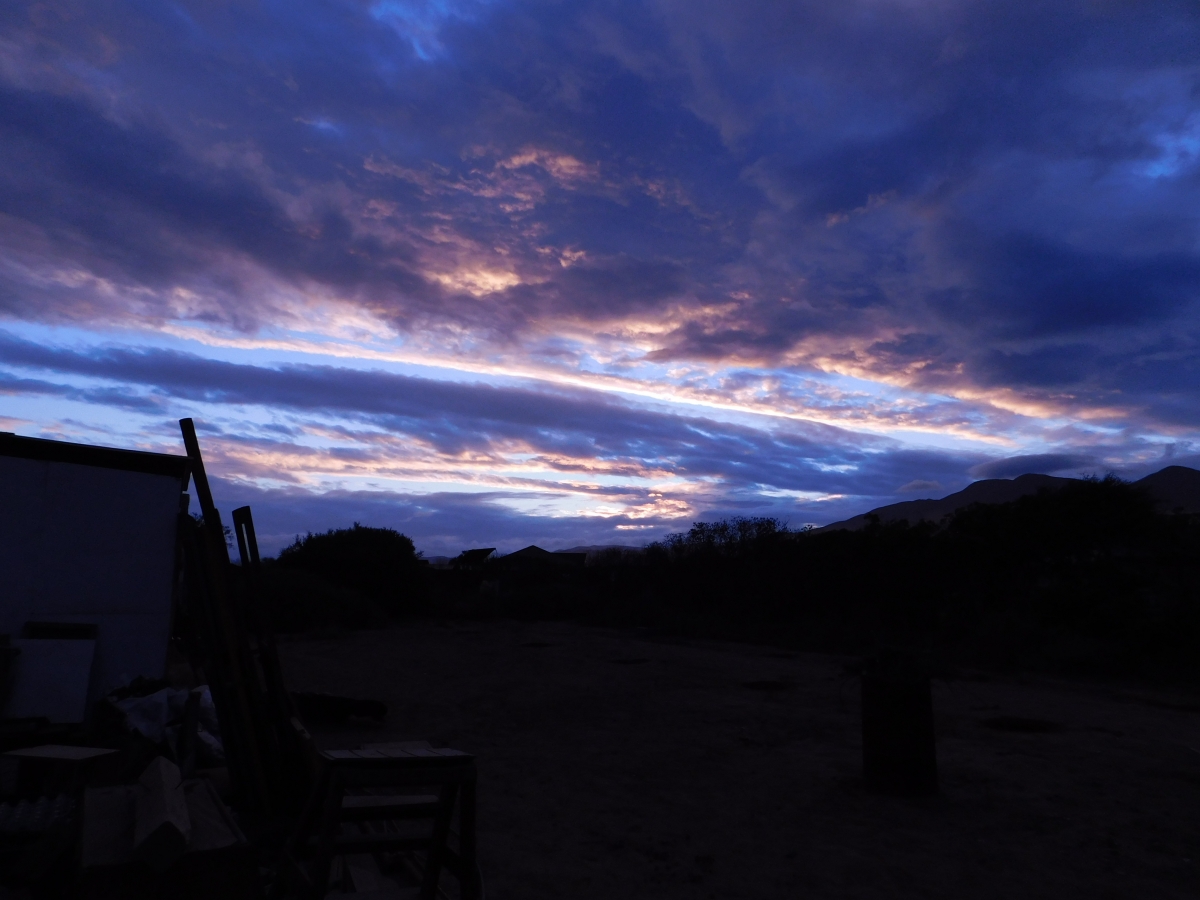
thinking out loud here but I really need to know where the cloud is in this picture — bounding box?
[2,3,1195,357]
[969,453,1097,480]
[0,330,892,487]
[0,329,996,537]
[0,370,165,412]
[897,479,941,495]
[209,481,686,556]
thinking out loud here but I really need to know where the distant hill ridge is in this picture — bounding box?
[820,465,1200,532]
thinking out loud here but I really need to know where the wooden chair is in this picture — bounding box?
[276,721,481,899]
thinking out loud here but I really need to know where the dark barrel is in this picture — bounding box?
[861,651,938,796]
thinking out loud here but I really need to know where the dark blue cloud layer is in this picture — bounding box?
[0,1,1195,417]
[968,453,1096,480]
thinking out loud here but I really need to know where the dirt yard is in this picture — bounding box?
[278,621,1200,899]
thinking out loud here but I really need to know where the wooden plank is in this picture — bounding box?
[231,505,307,803]
[5,744,116,761]
[182,514,272,817]
[362,741,433,753]
[334,834,432,854]
[179,418,219,530]
[341,794,438,810]
[178,421,276,820]
[340,795,440,821]
[334,764,476,791]
[178,516,254,812]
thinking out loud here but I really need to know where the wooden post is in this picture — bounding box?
[232,505,310,807]
[179,418,228,565]
[178,419,273,820]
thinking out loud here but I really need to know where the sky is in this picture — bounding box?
[1,0,1198,555]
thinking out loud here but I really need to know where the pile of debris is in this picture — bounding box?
[0,421,481,898]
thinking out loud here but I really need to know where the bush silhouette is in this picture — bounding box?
[275,523,426,615]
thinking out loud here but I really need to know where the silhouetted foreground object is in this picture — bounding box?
[452,548,496,570]
[861,652,938,796]
[493,545,587,571]
[290,691,387,725]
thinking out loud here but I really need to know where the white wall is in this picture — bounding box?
[0,455,184,707]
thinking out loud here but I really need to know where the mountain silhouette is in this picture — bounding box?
[1134,465,1200,515]
[821,465,1200,531]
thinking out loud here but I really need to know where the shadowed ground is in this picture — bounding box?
[279,622,1200,899]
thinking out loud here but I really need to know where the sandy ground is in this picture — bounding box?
[278,621,1200,899]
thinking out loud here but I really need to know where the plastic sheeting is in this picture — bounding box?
[114,687,223,764]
